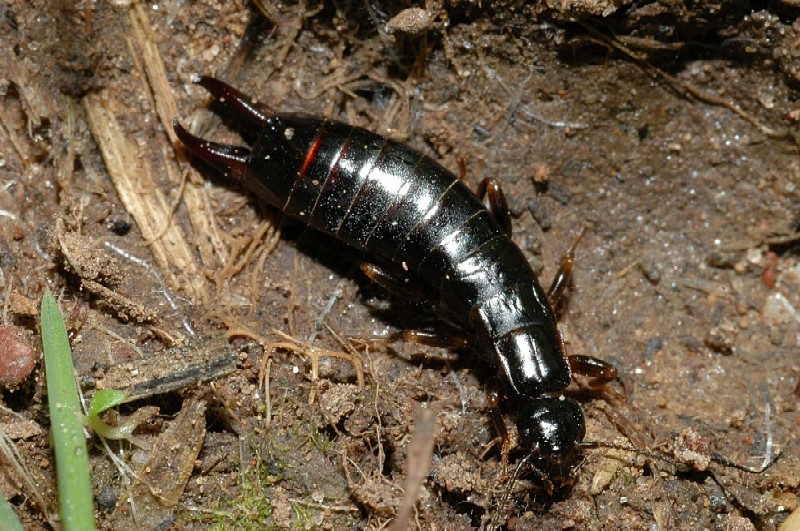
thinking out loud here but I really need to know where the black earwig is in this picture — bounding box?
[174,76,618,479]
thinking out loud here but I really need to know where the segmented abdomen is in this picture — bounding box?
[246,114,564,388]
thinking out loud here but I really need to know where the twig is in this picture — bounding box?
[579,22,788,139]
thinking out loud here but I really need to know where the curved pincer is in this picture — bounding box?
[194,75,273,127]
[173,120,249,181]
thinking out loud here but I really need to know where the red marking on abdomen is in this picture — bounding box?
[300,134,323,177]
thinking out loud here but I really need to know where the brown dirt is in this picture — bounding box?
[1,1,798,529]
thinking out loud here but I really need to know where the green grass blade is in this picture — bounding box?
[0,490,24,531]
[40,289,96,530]
[88,389,127,418]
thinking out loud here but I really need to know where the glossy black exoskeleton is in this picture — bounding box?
[174,76,617,477]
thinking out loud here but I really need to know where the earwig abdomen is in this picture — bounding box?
[174,76,607,470]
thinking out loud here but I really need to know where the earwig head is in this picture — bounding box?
[517,396,585,461]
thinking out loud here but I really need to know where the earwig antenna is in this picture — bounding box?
[488,440,781,530]
[710,450,781,474]
[580,440,674,464]
[488,452,533,531]
[580,440,782,474]
[488,451,563,531]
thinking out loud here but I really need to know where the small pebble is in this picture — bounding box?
[0,325,38,387]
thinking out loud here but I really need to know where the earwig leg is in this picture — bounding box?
[362,263,468,351]
[547,227,586,307]
[486,388,513,474]
[568,354,617,385]
[387,329,469,350]
[477,178,513,238]
[458,157,468,181]
[173,120,250,180]
[194,76,273,126]
[360,262,428,302]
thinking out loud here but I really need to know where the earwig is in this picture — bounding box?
[174,76,618,484]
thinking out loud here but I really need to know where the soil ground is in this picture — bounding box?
[0,1,798,529]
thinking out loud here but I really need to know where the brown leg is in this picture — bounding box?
[568,354,617,385]
[546,227,586,308]
[360,262,428,302]
[476,178,513,238]
[387,329,469,349]
[362,263,467,353]
[483,388,513,475]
